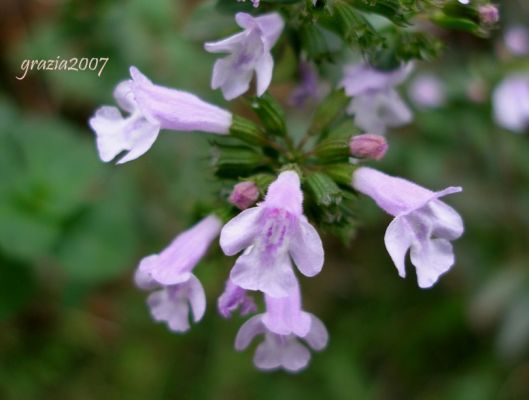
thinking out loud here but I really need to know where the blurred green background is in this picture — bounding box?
[1,0,529,399]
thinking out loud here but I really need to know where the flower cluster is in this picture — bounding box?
[88,6,466,373]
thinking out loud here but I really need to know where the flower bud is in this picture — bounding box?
[349,134,388,160]
[229,181,260,210]
[479,4,500,25]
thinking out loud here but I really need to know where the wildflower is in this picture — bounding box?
[139,215,222,285]
[349,134,388,160]
[492,75,529,133]
[352,167,464,288]
[135,215,222,332]
[341,62,413,134]
[218,279,257,318]
[89,67,232,164]
[235,283,328,372]
[146,276,207,333]
[289,61,320,107]
[229,181,260,210]
[504,26,529,56]
[408,73,446,109]
[220,171,324,298]
[479,4,500,25]
[204,12,284,100]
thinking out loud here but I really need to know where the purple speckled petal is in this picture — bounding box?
[263,170,303,216]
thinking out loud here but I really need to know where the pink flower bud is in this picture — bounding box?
[349,134,388,161]
[229,181,260,210]
[479,4,500,25]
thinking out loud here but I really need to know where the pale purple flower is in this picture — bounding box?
[492,75,529,133]
[341,62,413,134]
[135,270,206,333]
[349,133,388,160]
[220,171,324,298]
[147,276,207,333]
[408,73,446,109]
[139,215,222,285]
[479,4,500,25]
[218,279,257,318]
[289,61,320,107]
[204,12,284,100]
[235,283,328,372]
[504,26,529,56]
[134,215,222,332]
[229,181,260,210]
[352,167,464,289]
[89,67,232,164]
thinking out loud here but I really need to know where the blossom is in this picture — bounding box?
[408,73,446,109]
[229,181,260,210]
[504,26,529,56]
[352,167,464,289]
[146,276,207,333]
[135,267,207,333]
[349,133,388,160]
[479,4,500,25]
[234,283,328,372]
[220,171,324,298]
[89,67,232,164]
[218,279,257,318]
[139,215,222,285]
[289,61,320,107]
[492,75,529,133]
[135,215,222,332]
[341,62,413,134]
[204,12,284,100]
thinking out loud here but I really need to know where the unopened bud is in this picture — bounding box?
[229,181,260,210]
[349,134,388,160]
[479,4,500,25]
